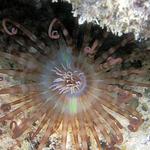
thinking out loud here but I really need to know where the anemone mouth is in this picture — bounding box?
[50,64,86,96]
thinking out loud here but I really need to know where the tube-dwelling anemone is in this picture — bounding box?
[0,18,149,150]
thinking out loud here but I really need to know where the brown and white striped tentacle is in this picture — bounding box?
[48,18,77,53]
[2,18,47,54]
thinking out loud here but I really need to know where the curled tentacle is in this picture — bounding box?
[84,39,99,55]
[48,18,77,52]
[48,18,60,39]
[2,18,37,41]
[2,18,18,35]
[2,18,46,53]
[128,116,144,132]
[84,32,109,63]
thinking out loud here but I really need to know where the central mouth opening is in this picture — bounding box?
[64,71,82,93]
[50,64,86,95]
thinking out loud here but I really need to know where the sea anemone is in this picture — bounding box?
[0,17,149,150]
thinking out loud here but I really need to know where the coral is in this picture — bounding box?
[0,16,149,150]
[59,0,150,40]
